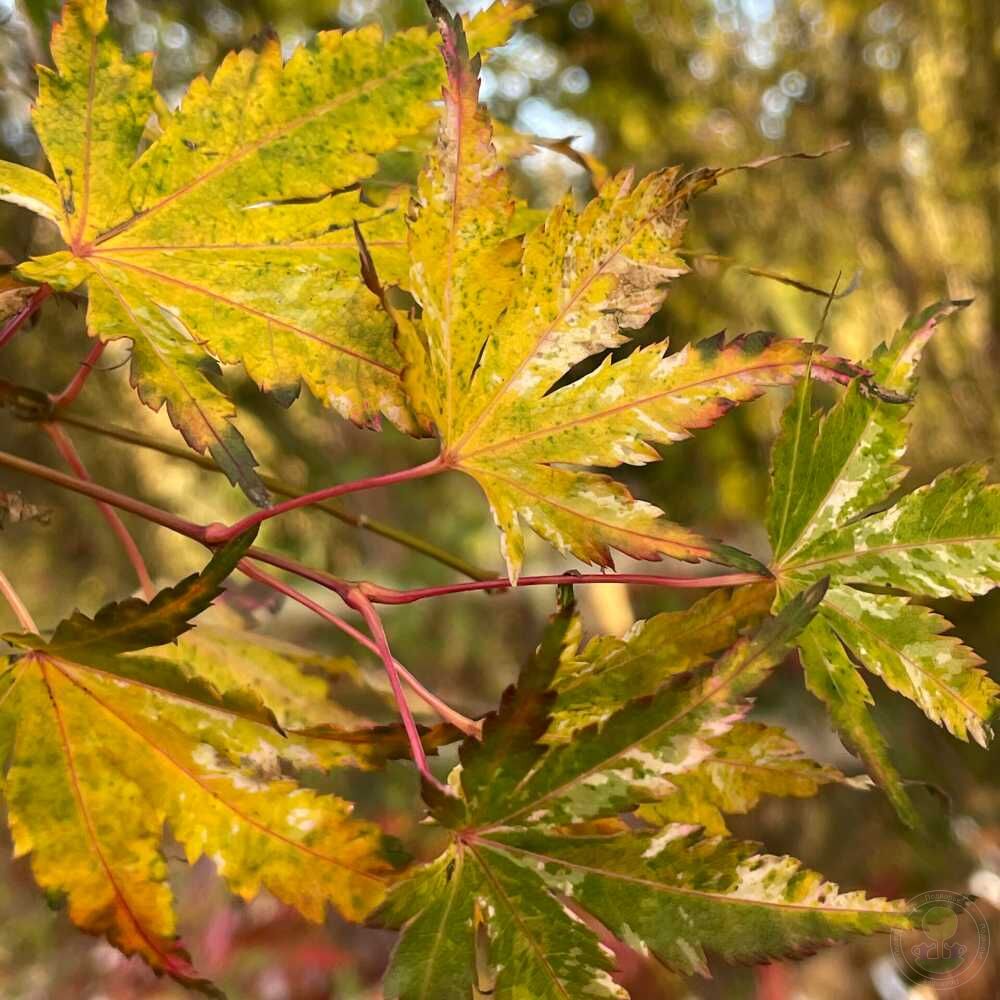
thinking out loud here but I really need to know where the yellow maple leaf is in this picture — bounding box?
[0,0,530,504]
[397,7,862,580]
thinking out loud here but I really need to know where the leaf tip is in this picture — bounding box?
[709,543,772,577]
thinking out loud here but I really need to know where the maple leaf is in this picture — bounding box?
[376,581,910,998]
[393,7,874,580]
[0,535,421,989]
[0,0,530,504]
[767,300,1000,825]
[541,584,865,836]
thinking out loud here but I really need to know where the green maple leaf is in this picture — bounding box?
[394,7,874,580]
[0,0,529,504]
[377,581,909,998]
[543,584,865,836]
[767,300,1000,825]
[0,534,441,989]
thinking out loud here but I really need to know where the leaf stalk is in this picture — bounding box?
[202,455,447,544]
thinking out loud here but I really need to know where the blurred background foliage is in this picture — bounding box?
[0,0,998,996]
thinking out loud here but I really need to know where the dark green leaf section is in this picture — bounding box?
[452,597,581,829]
[5,530,256,657]
[798,611,920,828]
[377,848,482,1000]
[380,839,623,1000]
[766,301,1000,822]
[482,827,909,976]
[380,580,907,997]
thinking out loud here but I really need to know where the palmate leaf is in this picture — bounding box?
[0,0,529,504]
[378,582,910,998]
[768,301,1000,823]
[0,543,434,989]
[395,7,871,580]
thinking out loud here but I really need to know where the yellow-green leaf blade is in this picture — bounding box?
[57,658,392,920]
[403,15,867,578]
[92,191,418,440]
[404,3,519,440]
[638,721,862,835]
[821,587,999,747]
[33,0,156,243]
[461,332,863,575]
[3,659,207,987]
[0,160,64,225]
[11,2,528,501]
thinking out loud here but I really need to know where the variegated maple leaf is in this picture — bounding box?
[768,300,1000,825]
[0,0,529,504]
[0,533,447,989]
[392,5,874,580]
[376,582,909,999]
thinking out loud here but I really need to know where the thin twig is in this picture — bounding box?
[54,410,494,580]
[42,423,155,599]
[239,561,480,737]
[203,456,446,544]
[0,569,37,632]
[0,448,208,540]
[0,450,767,606]
[358,571,771,605]
[348,588,449,792]
[50,340,107,409]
